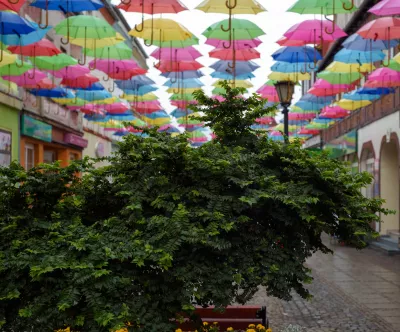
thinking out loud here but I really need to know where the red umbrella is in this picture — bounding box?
[108,68,147,80]
[61,74,99,89]
[298,128,320,135]
[357,17,400,40]
[7,40,61,57]
[52,65,90,79]
[209,48,260,61]
[277,36,306,46]
[289,113,316,120]
[0,0,26,11]
[156,60,203,72]
[29,78,56,90]
[118,0,188,14]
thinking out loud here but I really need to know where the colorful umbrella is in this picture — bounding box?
[161,70,204,79]
[326,61,374,73]
[342,33,398,51]
[61,74,100,89]
[0,60,32,76]
[368,0,400,16]
[287,0,357,14]
[55,15,116,46]
[151,46,202,61]
[336,99,372,110]
[3,69,47,86]
[357,17,400,40]
[7,39,60,57]
[206,38,262,49]
[30,87,74,98]
[342,90,380,101]
[283,20,347,43]
[34,53,78,71]
[156,60,203,72]
[52,65,90,79]
[276,36,306,46]
[365,67,400,87]
[209,48,260,61]
[334,48,386,64]
[272,46,322,63]
[1,22,51,46]
[0,51,17,67]
[84,42,132,61]
[0,0,26,11]
[196,0,267,14]
[211,71,255,80]
[210,60,259,75]
[269,71,311,81]
[317,70,362,84]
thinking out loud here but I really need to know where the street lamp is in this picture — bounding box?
[274,81,295,142]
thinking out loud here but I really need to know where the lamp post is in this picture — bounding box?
[274,81,295,143]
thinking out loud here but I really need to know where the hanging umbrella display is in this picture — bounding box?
[271,61,315,73]
[0,60,32,76]
[209,47,260,61]
[365,68,400,87]
[3,69,47,86]
[61,74,100,89]
[0,0,26,12]
[334,48,386,64]
[31,0,105,30]
[326,61,374,73]
[52,64,90,79]
[368,0,400,16]
[55,15,116,46]
[34,53,78,71]
[84,42,132,61]
[151,46,202,61]
[342,33,398,51]
[283,20,347,43]
[272,46,322,63]
[206,38,262,49]
[336,99,372,110]
[287,0,357,15]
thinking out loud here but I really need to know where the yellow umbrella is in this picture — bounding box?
[129,19,194,47]
[214,79,253,88]
[196,0,267,14]
[0,77,17,93]
[326,61,374,73]
[166,87,198,94]
[336,99,371,111]
[69,33,125,49]
[268,71,310,81]
[122,93,159,102]
[0,51,18,67]
[91,97,119,105]
[146,118,171,126]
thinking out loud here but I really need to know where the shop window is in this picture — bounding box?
[25,143,35,170]
[44,150,57,164]
[69,153,78,161]
[0,129,12,167]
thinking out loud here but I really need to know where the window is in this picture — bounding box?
[44,149,57,164]
[25,143,35,170]
[69,153,77,161]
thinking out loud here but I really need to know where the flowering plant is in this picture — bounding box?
[176,322,272,332]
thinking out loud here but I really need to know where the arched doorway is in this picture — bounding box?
[380,137,400,235]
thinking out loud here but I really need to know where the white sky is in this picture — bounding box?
[111,0,315,113]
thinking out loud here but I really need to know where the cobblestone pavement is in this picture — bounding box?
[247,236,400,331]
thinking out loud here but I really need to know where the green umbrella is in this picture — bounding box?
[152,37,199,48]
[169,93,194,101]
[287,0,358,15]
[203,19,265,41]
[84,42,132,61]
[388,59,400,72]
[0,60,32,76]
[55,15,116,47]
[317,71,362,84]
[34,53,78,71]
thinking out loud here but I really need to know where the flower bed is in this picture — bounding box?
[176,322,272,332]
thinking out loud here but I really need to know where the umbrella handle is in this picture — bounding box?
[323,15,335,35]
[103,60,113,81]
[60,17,70,45]
[13,30,24,68]
[38,0,49,29]
[342,0,354,11]
[108,80,115,93]
[78,28,88,65]
[134,0,146,33]
[8,0,20,4]
[382,28,391,67]
[143,12,154,47]
[27,56,37,79]
[225,0,237,9]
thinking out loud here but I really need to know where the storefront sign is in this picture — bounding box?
[95,141,105,158]
[324,129,357,159]
[21,115,52,142]
[0,129,12,167]
[64,133,88,148]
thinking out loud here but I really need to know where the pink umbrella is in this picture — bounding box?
[90,59,141,73]
[256,85,276,95]
[284,20,347,43]
[25,78,56,90]
[365,67,400,87]
[357,17,400,40]
[320,105,350,118]
[151,47,202,61]
[277,36,306,46]
[298,128,320,135]
[309,79,352,96]
[368,0,400,17]
[289,113,316,120]
[3,70,47,86]
[212,95,225,102]
[81,103,131,115]
[256,117,276,125]
[52,65,90,79]
[206,38,262,50]
[209,48,260,61]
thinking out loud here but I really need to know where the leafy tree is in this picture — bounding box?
[0,83,387,331]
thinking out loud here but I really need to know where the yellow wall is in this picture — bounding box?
[0,103,19,163]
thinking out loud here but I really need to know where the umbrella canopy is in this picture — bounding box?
[31,87,74,98]
[368,0,400,16]
[277,36,307,46]
[31,0,104,12]
[320,106,350,119]
[151,36,199,48]
[206,38,262,49]
[334,48,386,63]
[325,61,374,73]
[76,90,112,101]
[317,70,363,84]
[271,61,314,73]
[91,59,140,72]
[211,71,255,80]
[0,11,35,35]
[84,42,132,59]
[1,22,51,46]
[0,61,32,76]
[269,71,311,81]
[357,87,394,95]
[0,51,17,67]
[287,0,358,14]
[209,48,260,61]
[0,0,26,11]
[118,0,188,14]
[272,46,322,63]
[129,18,194,42]
[210,60,259,74]
[75,82,104,91]
[342,90,381,101]
[336,99,372,110]
[342,33,398,51]
[203,19,265,40]
[357,17,400,40]
[161,70,204,79]
[164,78,204,88]
[7,39,61,57]
[61,75,100,89]
[365,68,400,87]
[3,70,47,86]
[156,60,203,72]
[284,20,347,43]
[52,65,90,79]
[70,33,125,49]
[151,47,202,61]
[34,53,78,71]
[196,0,267,14]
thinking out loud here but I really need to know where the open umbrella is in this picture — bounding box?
[206,38,262,49]
[0,51,17,67]
[269,71,311,81]
[156,60,203,72]
[52,64,90,79]
[34,53,78,71]
[368,0,400,16]
[55,15,116,46]
[32,0,105,30]
[0,60,32,76]
[334,48,386,63]
[151,46,202,61]
[365,67,400,87]
[61,74,100,89]
[342,33,398,51]
[277,36,307,46]
[209,48,260,61]
[287,0,357,14]
[210,60,259,75]
[211,71,255,80]
[3,69,47,86]
[336,99,372,110]
[317,70,362,84]
[0,0,26,11]
[161,70,204,79]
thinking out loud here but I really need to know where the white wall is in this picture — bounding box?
[83,131,112,168]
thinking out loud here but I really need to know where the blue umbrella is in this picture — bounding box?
[161,71,204,80]
[164,78,204,88]
[342,34,399,52]
[158,125,180,134]
[84,114,106,121]
[313,118,337,124]
[123,86,158,96]
[76,90,112,101]
[342,91,381,101]
[171,108,194,118]
[31,0,104,12]
[1,22,52,46]
[357,87,394,95]
[210,60,260,75]
[271,61,315,73]
[211,71,256,80]
[272,46,322,63]
[116,76,155,90]
[295,101,324,111]
[142,111,169,119]
[301,94,335,104]
[185,125,204,132]
[75,82,104,91]
[280,119,309,126]
[334,49,386,64]
[0,12,35,35]
[30,87,74,98]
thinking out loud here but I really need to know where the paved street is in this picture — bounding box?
[248,236,400,331]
